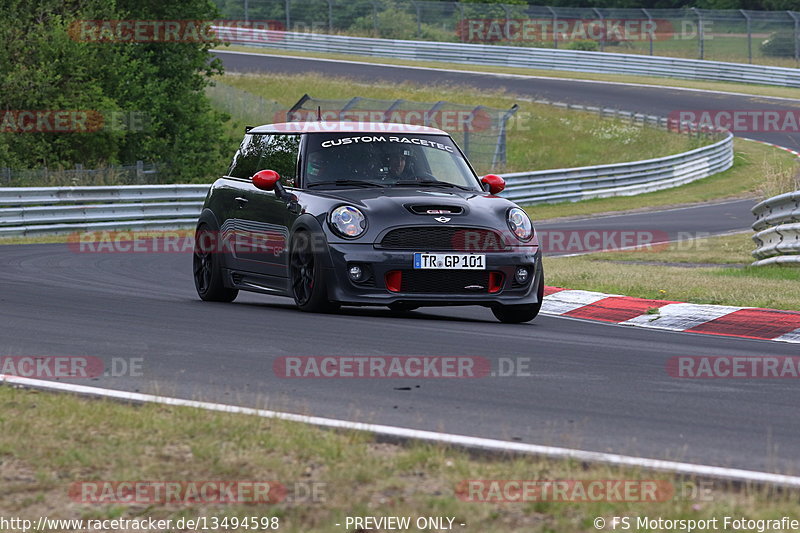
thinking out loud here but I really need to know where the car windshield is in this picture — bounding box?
[303,132,481,190]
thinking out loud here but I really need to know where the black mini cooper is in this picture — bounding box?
[193,122,544,323]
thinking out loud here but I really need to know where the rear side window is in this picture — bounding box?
[228,134,300,185]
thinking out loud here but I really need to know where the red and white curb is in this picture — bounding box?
[541,287,800,343]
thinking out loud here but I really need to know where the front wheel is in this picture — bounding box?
[193,224,238,302]
[289,231,339,313]
[491,265,544,324]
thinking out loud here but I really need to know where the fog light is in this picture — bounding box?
[348,264,364,281]
[515,267,529,284]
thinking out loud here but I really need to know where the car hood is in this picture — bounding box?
[307,186,516,220]
[300,186,532,246]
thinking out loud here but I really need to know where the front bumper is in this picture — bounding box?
[323,242,542,306]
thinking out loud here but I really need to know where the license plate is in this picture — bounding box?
[413,253,485,270]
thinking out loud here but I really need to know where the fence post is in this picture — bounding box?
[790,11,800,65]
[502,4,511,43]
[741,10,751,64]
[244,0,249,22]
[456,2,464,42]
[642,8,653,55]
[593,7,605,52]
[546,6,558,48]
[1,168,10,184]
[285,0,291,32]
[372,0,379,36]
[491,104,518,170]
[327,0,333,33]
[136,160,144,184]
[411,0,421,38]
[692,8,704,60]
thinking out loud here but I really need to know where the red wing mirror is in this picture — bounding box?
[252,170,281,191]
[481,174,505,195]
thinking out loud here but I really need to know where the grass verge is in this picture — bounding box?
[544,232,800,310]
[1,385,798,532]
[218,45,800,101]
[218,71,708,174]
[527,138,798,221]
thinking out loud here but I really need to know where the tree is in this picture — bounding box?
[0,0,228,181]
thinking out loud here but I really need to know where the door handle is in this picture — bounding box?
[235,196,248,208]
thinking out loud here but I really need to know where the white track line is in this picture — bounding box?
[215,49,800,103]
[5,374,800,488]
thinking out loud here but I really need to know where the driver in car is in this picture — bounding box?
[382,145,415,181]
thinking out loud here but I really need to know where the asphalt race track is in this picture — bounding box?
[3,54,799,477]
[4,241,799,474]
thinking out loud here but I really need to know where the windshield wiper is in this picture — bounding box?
[307,180,386,188]
[394,180,472,191]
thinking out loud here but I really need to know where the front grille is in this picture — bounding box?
[399,270,491,294]
[380,227,507,252]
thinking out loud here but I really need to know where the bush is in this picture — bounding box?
[567,39,600,51]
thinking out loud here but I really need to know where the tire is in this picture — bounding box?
[491,264,544,324]
[193,224,238,303]
[289,231,339,313]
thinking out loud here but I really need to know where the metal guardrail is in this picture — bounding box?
[0,185,209,236]
[500,133,733,204]
[215,27,800,88]
[751,191,800,266]
[0,131,733,235]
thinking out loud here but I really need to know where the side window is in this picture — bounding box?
[256,134,300,187]
[227,134,301,185]
[227,134,261,179]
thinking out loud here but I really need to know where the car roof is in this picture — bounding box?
[247,121,449,135]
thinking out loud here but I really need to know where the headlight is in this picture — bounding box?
[329,205,367,238]
[507,207,533,241]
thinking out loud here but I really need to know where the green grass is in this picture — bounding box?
[527,138,799,221]
[218,71,708,174]
[545,232,800,310]
[2,385,799,532]
[219,44,800,101]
